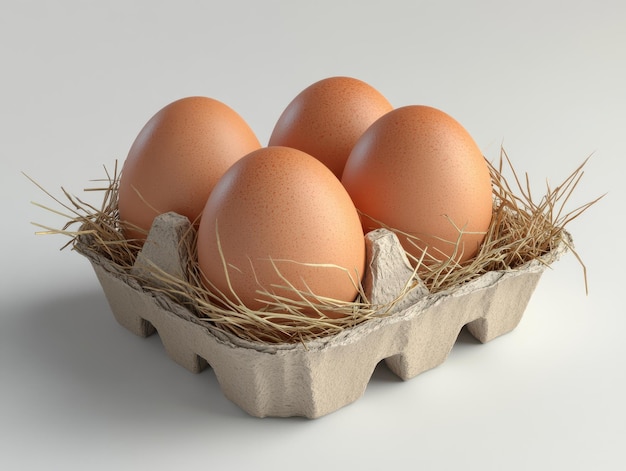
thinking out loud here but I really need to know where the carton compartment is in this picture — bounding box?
[76,212,569,418]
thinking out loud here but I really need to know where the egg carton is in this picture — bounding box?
[75,212,569,418]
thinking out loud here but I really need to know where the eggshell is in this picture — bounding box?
[118,96,261,240]
[341,105,493,265]
[196,146,366,316]
[268,76,393,178]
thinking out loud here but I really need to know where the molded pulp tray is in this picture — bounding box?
[76,212,570,419]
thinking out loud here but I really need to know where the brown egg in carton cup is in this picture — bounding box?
[74,209,569,419]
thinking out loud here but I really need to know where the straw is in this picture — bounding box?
[29,147,602,343]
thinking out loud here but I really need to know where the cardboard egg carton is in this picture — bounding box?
[75,212,570,418]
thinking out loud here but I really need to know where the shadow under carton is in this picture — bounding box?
[76,212,570,419]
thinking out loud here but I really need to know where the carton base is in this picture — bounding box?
[77,213,568,418]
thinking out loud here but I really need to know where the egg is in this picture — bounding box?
[268,76,393,178]
[118,96,261,240]
[196,146,366,317]
[341,105,493,265]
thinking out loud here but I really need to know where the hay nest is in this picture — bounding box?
[28,149,601,343]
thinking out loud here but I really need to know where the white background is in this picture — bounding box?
[2,1,624,470]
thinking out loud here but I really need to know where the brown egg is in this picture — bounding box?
[341,105,493,265]
[118,96,261,240]
[196,146,365,317]
[268,76,393,178]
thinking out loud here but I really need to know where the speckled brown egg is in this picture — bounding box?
[196,146,366,317]
[341,105,493,265]
[117,96,261,240]
[268,76,393,178]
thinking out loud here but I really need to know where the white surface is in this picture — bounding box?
[1,1,623,469]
